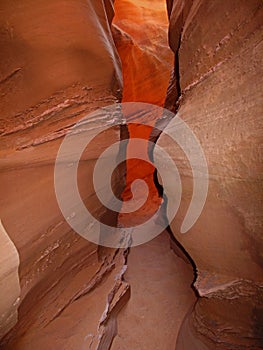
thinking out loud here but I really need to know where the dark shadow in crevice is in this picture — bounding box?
[152,165,199,298]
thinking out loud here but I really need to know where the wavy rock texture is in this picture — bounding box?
[156,0,263,349]
[113,0,173,105]
[0,222,20,339]
[112,0,174,220]
[0,1,129,348]
[111,4,196,350]
[1,0,261,349]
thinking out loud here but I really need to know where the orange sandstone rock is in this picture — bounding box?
[157,1,263,348]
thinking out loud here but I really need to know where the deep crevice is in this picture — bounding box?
[110,1,198,349]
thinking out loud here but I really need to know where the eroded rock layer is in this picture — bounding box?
[113,0,173,222]
[0,1,128,348]
[157,1,263,349]
[1,0,262,348]
[113,0,173,105]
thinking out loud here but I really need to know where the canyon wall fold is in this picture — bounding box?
[0,221,20,339]
[1,0,262,348]
[113,0,173,106]
[0,1,128,348]
[112,0,173,219]
[157,0,263,349]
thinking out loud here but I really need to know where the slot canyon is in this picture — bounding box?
[0,0,262,349]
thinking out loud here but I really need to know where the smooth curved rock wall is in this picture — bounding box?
[0,1,128,348]
[157,1,263,348]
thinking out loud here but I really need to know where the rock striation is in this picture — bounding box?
[0,1,129,348]
[156,0,263,348]
[112,0,174,220]
[1,0,262,349]
[113,0,173,106]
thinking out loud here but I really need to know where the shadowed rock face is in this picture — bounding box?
[0,1,129,348]
[157,0,263,348]
[0,0,262,349]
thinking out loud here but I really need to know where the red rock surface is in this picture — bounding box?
[112,4,195,349]
[0,1,127,348]
[113,0,173,105]
[0,1,193,349]
[1,0,262,349]
[112,231,195,350]
[113,0,173,224]
[157,1,263,348]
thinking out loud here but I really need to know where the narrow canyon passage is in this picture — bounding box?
[0,1,197,348]
[111,233,195,349]
[111,1,196,349]
[0,1,262,350]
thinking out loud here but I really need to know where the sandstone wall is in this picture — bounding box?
[157,0,263,348]
[0,1,128,348]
